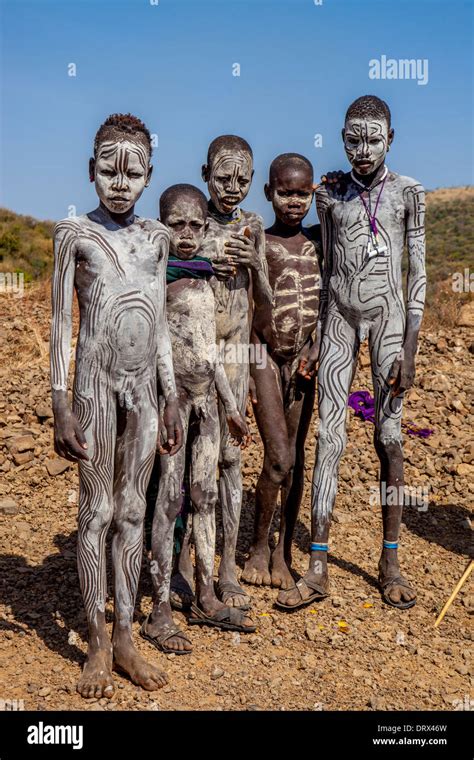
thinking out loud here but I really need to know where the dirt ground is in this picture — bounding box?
[0,284,472,712]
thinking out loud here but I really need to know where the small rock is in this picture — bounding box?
[9,435,35,453]
[46,459,70,477]
[457,302,474,327]
[0,497,19,515]
[210,666,224,681]
[67,630,81,646]
[13,451,34,466]
[35,403,53,419]
[38,686,51,697]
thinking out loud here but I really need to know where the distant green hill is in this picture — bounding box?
[1,187,473,292]
[0,208,54,282]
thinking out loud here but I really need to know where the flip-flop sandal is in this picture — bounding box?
[216,580,251,611]
[274,577,329,611]
[188,603,256,633]
[139,616,193,655]
[379,576,417,610]
[170,575,195,612]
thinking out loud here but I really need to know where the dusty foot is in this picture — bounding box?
[141,609,192,654]
[217,565,252,608]
[378,549,416,607]
[242,545,271,586]
[77,648,115,700]
[276,566,329,609]
[270,550,294,589]
[192,594,255,631]
[113,638,168,690]
[170,571,195,611]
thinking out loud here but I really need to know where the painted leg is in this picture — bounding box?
[190,400,254,631]
[111,387,168,688]
[217,345,251,608]
[371,318,416,608]
[144,399,193,654]
[170,508,195,611]
[74,384,115,699]
[272,373,315,589]
[277,308,357,609]
[242,350,291,588]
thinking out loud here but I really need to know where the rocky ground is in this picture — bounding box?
[0,283,472,712]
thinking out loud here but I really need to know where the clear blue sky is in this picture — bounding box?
[1,0,473,226]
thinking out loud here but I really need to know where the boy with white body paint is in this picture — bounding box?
[141,184,255,655]
[50,114,182,698]
[170,135,272,611]
[277,96,426,611]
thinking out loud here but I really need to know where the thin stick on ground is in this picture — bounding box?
[434,560,473,628]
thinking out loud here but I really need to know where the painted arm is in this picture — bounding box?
[214,344,249,445]
[154,231,182,454]
[225,218,272,307]
[215,358,238,416]
[389,183,427,396]
[50,221,89,461]
[214,316,249,448]
[250,217,272,308]
[299,190,333,378]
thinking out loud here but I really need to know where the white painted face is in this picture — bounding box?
[343,118,390,175]
[207,149,253,213]
[94,139,151,214]
[164,197,207,259]
[267,165,313,226]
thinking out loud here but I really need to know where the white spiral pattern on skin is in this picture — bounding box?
[51,213,171,625]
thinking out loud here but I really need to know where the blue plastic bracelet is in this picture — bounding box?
[383,540,398,549]
[311,542,329,552]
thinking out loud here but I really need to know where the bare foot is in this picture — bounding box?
[242,545,271,586]
[113,638,168,690]
[378,550,416,608]
[77,649,115,700]
[276,567,329,610]
[270,550,294,589]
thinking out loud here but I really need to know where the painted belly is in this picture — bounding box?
[106,293,156,370]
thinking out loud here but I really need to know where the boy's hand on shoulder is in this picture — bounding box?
[54,409,89,462]
[319,170,348,199]
[227,411,251,449]
[225,228,261,272]
[158,396,183,455]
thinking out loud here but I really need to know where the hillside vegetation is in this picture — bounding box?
[1,188,473,315]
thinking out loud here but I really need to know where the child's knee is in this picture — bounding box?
[318,427,346,463]
[219,442,241,471]
[190,484,217,512]
[80,495,114,533]
[264,448,293,485]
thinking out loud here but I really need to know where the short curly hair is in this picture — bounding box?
[345,96,391,128]
[207,135,253,167]
[94,113,152,157]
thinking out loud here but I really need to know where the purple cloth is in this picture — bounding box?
[348,391,433,438]
[167,260,214,272]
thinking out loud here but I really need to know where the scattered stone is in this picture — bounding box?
[35,403,53,419]
[0,497,18,515]
[46,459,70,477]
[210,666,224,681]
